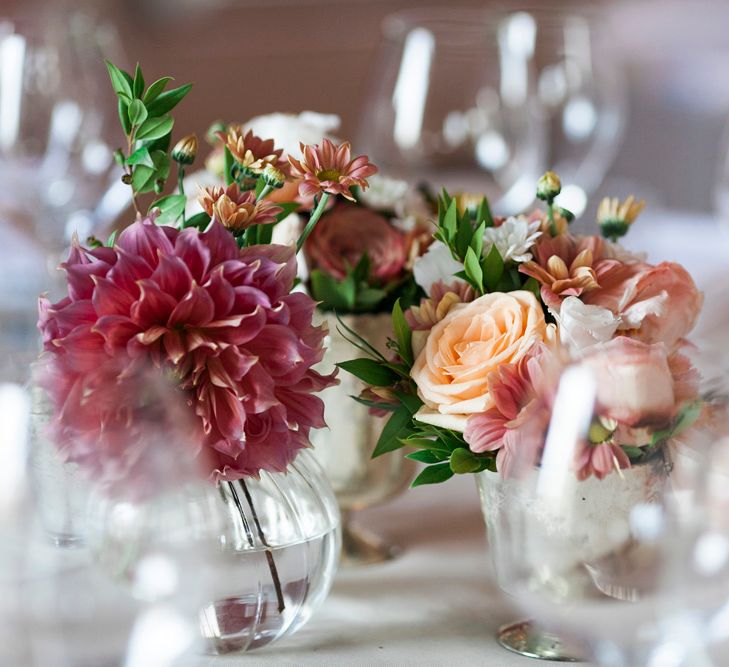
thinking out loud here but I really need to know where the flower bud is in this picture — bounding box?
[536,171,561,201]
[588,418,615,444]
[597,195,645,241]
[171,134,198,165]
[262,163,286,189]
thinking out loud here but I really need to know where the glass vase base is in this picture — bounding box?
[341,523,400,567]
[497,620,584,662]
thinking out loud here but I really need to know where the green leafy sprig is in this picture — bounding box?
[106,61,192,221]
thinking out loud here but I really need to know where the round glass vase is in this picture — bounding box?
[475,452,670,661]
[87,450,341,655]
[311,311,417,566]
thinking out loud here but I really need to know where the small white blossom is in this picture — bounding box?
[359,173,409,210]
[553,296,620,355]
[413,241,465,295]
[245,111,340,159]
[482,215,542,263]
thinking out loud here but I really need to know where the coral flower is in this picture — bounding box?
[216,125,289,176]
[198,184,282,231]
[287,139,378,202]
[519,234,620,308]
[37,218,337,481]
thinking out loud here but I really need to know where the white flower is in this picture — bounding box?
[553,296,620,355]
[359,174,409,210]
[482,216,542,263]
[244,111,340,159]
[413,241,465,295]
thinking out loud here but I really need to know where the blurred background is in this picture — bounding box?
[1,0,729,364]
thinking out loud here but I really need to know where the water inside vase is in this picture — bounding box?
[200,528,339,654]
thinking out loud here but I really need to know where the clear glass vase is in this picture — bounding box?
[87,450,341,655]
[311,312,416,565]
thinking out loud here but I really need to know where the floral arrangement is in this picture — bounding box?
[339,172,704,485]
[36,62,379,484]
[190,112,434,314]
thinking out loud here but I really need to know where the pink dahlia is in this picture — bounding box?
[38,218,337,481]
[304,202,407,282]
[288,139,377,202]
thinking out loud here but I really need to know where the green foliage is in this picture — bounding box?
[391,299,413,366]
[182,212,211,231]
[106,60,192,223]
[336,359,400,387]
[149,194,186,224]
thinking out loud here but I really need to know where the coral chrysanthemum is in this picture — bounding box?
[198,183,282,231]
[287,139,377,202]
[216,125,289,176]
[37,218,337,481]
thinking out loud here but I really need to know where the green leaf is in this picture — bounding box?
[464,246,484,293]
[406,449,446,464]
[470,220,485,259]
[117,99,131,135]
[373,403,413,457]
[254,176,266,198]
[105,60,133,100]
[396,391,422,415]
[350,395,398,412]
[143,77,173,104]
[356,288,387,311]
[131,165,156,193]
[310,270,349,311]
[336,359,399,387]
[125,146,153,168]
[391,298,413,366]
[150,150,171,180]
[182,211,211,230]
[523,276,541,299]
[132,63,145,98]
[450,447,482,474]
[476,196,495,227]
[105,230,118,247]
[412,462,454,487]
[351,252,371,284]
[146,83,193,117]
[128,99,148,127]
[441,200,458,243]
[482,244,504,291]
[621,446,644,460]
[149,194,186,224]
[136,115,174,142]
[455,211,474,259]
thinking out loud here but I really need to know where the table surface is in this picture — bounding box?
[181,211,729,667]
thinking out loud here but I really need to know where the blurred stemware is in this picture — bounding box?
[359,7,625,217]
[0,8,126,285]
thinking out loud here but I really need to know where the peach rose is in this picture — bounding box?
[411,291,553,431]
[582,336,676,428]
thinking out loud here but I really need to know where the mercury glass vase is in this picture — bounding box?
[476,454,669,661]
[311,312,417,565]
[87,451,341,655]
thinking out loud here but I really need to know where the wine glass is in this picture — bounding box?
[477,359,729,665]
[357,8,545,216]
[358,7,625,217]
[517,7,627,218]
[0,7,125,274]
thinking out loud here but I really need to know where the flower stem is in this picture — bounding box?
[239,478,285,614]
[224,147,235,187]
[257,183,274,201]
[177,165,186,226]
[296,193,330,254]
